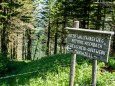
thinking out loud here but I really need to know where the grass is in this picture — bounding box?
[0,54,115,86]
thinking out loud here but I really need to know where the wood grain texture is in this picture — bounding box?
[66,28,114,62]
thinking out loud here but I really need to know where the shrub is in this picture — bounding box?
[0,53,9,76]
[108,59,115,69]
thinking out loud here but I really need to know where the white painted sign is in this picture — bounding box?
[66,27,114,62]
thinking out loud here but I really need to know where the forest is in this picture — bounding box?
[0,0,115,86]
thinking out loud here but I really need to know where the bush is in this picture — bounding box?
[0,53,9,76]
[108,59,115,69]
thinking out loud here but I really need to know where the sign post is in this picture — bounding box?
[69,54,76,86]
[66,23,114,86]
[92,59,97,86]
[69,21,79,86]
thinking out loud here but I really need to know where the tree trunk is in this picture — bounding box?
[27,29,31,60]
[82,0,88,28]
[96,4,102,30]
[54,20,58,54]
[15,33,18,59]
[1,23,8,57]
[33,38,39,60]
[22,29,26,60]
[61,16,66,53]
[46,18,51,55]
[13,39,16,59]
[1,0,8,57]
[10,43,13,59]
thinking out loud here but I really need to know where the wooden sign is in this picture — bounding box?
[66,27,114,62]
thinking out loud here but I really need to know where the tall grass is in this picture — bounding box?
[0,54,115,86]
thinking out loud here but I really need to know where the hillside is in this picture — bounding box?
[0,54,115,86]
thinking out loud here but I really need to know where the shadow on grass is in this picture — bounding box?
[0,53,89,86]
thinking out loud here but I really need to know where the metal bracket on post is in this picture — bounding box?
[69,21,79,86]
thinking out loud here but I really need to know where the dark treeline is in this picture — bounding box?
[0,0,34,60]
[42,0,115,56]
[0,0,35,75]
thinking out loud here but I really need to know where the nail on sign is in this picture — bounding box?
[66,27,114,62]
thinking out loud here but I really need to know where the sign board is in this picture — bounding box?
[66,27,114,62]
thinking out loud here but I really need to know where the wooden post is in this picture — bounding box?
[69,54,76,86]
[92,59,97,86]
[69,21,79,86]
